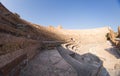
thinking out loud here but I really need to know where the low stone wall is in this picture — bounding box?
[0,43,41,76]
[61,27,110,44]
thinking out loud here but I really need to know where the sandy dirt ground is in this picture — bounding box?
[64,41,120,76]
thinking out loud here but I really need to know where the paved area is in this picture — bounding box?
[20,49,77,76]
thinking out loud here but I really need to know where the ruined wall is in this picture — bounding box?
[59,27,109,44]
[0,3,41,76]
[0,3,65,76]
[0,33,41,76]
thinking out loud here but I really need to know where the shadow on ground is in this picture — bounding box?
[57,46,110,76]
[20,45,111,76]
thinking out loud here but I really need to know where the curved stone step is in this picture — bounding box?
[64,42,74,49]
[63,42,79,52]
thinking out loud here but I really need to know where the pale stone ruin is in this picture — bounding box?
[0,2,120,76]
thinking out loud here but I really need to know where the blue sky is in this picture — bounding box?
[0,0,120,31]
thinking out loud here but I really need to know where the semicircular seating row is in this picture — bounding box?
[62,42,79,52]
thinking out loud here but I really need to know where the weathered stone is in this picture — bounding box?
[118,26,120,38]
[56,46,109,76]
[107,28,118,45]
[0,54,27,76]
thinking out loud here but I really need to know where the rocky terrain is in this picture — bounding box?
[0,2,120,76]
